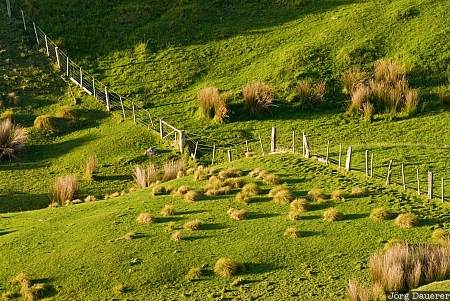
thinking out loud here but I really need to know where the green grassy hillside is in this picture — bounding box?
[0,156,445,300]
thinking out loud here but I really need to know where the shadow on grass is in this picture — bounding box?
[157,216,184,223]
[201,223,226,231]
[299,230,321,237]
[301,215,322,221]
[0,229,16,236]
[344,213,368,220]
[184,235,214,241]
[94,174,132,182]
[0,192,50,213]
[244,262,277,275]
[249,212,278,219]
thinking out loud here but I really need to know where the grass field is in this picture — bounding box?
[1,0,449,299]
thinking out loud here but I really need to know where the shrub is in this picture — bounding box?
[323,208,343,222]
[290,80,326,108]
[290,198,309,212]
[370,207,390,222]
[287,210,301,221]
[395,213,418,229]
[33,114,55,133]
[83,155,97,181]
[284,227,300,239]
[137,213,155,224]
[262,173,281,185]
[369,242,450,291]
[184,190,199,202]
[171,230,184,241]
[227,208,248,221]
[432,229,450,245]
[184,219,202,230]
[243,81,273,114]
[218,168,242,180]
[307,188,327,201]
[241,183,259,197]
[342,68,368,95]
[273,189,294,204]
[214,258,245,277]
[185,267,203,281]
[197,87,228,122]
[331,189,345,201]
[161,204,175,216]
[0,119,27,160]
[51,175,78,206]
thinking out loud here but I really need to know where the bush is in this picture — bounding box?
[243,81,273,115]
[185,267,203,281]
[227,208,248,221]
[184,190,199,202]
[161,204,175,216]
[323,208,343,222]
[289,80,326,109]
[136,213,155,224]
[370,207,390,222]
[197,87,228,122]
[183,219,202,230]
[395,213,418,229]
[290,198,309,212]
[33,114,55,133]
[284,227,300,239]
[214,258,245,277]
[83,155,97,181]
[0,119,27,160]
[51,175,78,206]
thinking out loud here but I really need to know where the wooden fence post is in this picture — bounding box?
[44,34,49,56]
[325,141,330,165]
[66,56,69,76]
[271,127,276,153]
[132,103,136,123]
[428,171,433,200]
[245,140,249,154]
[370,153,374,177]
[292,131,295,153]
[159,119,163,139]
[6,0,11,18]
[79,67,83,88]
[227,150,232,162]
[442,177,444,203]
[401,163,406,191]
[104,86,110,111]
[54,46,60,69]
[33,22,39,44]
[303,133,310,159]
[259,135,265,156]
[302,132,305,157]
[212,145,216,165]
[365,150,368,176]
[21,10,26,31]
[416,168,420,195]
[92,78,96,97]
[386,160,393,185]
[119,96,125,119]
[192,141,198,161]
[179,130,186,153]
[338,144,342,168]
[345,147,352,171]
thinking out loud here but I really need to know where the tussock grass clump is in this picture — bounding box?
[152,184,172,196]
[273,189,294,205]
[241,183,259,197]
[331,189,345,201]
[214,258,245,277]
[227,208,248,221]
[262,173,281,185]
[284,227,300,239]
[55,106,77,123]
[185,267,203,281]
[395,212,419,229]
[323,208,343,222]
[249,168,263,177]
[243,81,273,114]
[171,230,184,241]
[83,155,97,181]
[225,177,243,188]
[12,272,46,301]
[268,185,287,197]
[351,186,367,197]
[197,87,228,122]
[163,160,186,181]
[432,229,450,245]
[370,207,391,222]
[290,198,309,212]
[112,283,126,295]
[161,204,175,216]
[84,195,96,202]
[290,80,326,108]
[33,114,55,133]
[342,68,368,95]
[369,242,450,291]
[287,210,301,221]
[136,213,155,224]
[0,109,14,121]
[347,280,384,301]
[133,164,158,189]
[173,185,189,197]
[307,188,327,201]
[121,232,137,240]
[194,165,213,181]
[184,219,202,231]
[51,175,78,206]
[184,190,200,202]
[207,175,224,190]
[0,119,27,160]
[218,168,242,180]
[235,192,250,204]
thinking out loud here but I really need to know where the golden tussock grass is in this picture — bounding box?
[284,227,300,239]
[272,189,294,205]
[171,230,184,241]
[394,213,419,229]
[33,114,55,133]
[290,198,309,212]
[0,119,27,160]
[161,204,175,216]
[323,208,344,222]
[51,175,78,206]
[163,160,186,181]
[214,258,245,277]
[184,190,200,202]
[227,208,248,221]
[183,219,202,231]
[370,207,391,222]
[136,213,155,224]
[83,155,97,181]
[185,267,203,281]
[243,81,273,115]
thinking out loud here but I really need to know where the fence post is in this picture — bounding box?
[120,96,125,119]
[401,163,406,191]
[442,177,444,203]
[33,22,39,44]
[132,103,136,124]
[179,130,186,153]
[105,86,110,111]
[227,150,232,162]
[91,78,96,97]
[271,127,276,153]
[365,150,368,176]
[44,35,49,56]
[245,140,249,154]
[159,119,163,139]
[345,147,352,171]
[6,0,11,18]
[212,145,216,165]
[338,144,342,168]
[193,141,198,161]
[325,141,330,165]
[259,135,265,156]
[428,171,433,200]
[370,153,374,177]
[292,131,295,153]
[66,56,69,76]
[54,47,60,69]
[21,10,27,31]
[79,67,83,88]
[303,133,310,159]
[386,160,393,185]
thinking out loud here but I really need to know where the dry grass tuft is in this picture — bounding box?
[284,227,300,239]
[184,190,200,202]
[262,173,281,185]
[194,165,213,181]
[218,168,242,180]
[83,155,97,181]
[183,219,202,231]
[197,87,228,122]
[432,229,450,245]
[136,213,155,224]
[249,168,263,177]
[307,188,327,201]
[84,195,96,203]
[272,189,294,205]
[370,207,391,222]
[351,186,367,197]
[0,119,27,160]
[51,175,78,206]
[33,114,55,133]
[55,106,77,122]
[161,204,175,216]
[287,210,301,221]
[163,160,186,181]
[235,192,251,204]
[241,183,259,196]
[268,185,287,197]
[290,198,309,212]
[185,267,203,281]
[133,164,159,189]
[152,184,171,196]
[214,258,245,277]
[323,208,344,222]
[331,189,345,201]
[395,212,419,229]
[347,279,384,301]
[121,232,137,241]
[291,80,326,108]
[171,230,184,241]
[225,177,243,188]
[112,283,126,295]
[342,68,368,95]
[243,81,273,114]
[227,208,248,221]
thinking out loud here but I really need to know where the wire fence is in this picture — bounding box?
[2,1,448,201]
